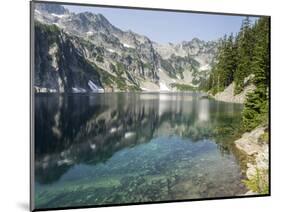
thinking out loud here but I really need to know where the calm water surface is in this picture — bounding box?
[34,92,246,208]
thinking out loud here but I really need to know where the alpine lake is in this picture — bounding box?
[34,92,247,208]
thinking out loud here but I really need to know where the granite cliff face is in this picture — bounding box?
[33,3,218,92]
[34,22,103,93]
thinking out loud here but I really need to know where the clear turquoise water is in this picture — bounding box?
[34,92,246,208]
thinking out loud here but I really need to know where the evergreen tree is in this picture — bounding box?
[234,17,255,94]
[242,17,269,131]
[204,16,269,131]
[205,33,238,94]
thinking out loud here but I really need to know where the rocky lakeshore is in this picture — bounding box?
[213,83,255,104]
[209,81,269,194]
[210,75,256,104]
[234,125,269,194]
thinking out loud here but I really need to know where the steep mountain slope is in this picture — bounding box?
[33,3,218,92]
[35,22,105,93]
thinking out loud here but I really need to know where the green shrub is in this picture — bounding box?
[96,55,104,63]
[243,168,269,194]
[259,132,269,144]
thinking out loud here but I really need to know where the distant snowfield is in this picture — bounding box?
[107,48,115,53]
[199,64,211,71]
[35,9,41,14]
[51,13,68,18]
[88,80,104,92]
[86,31,94,36]
[138,68,197,93]
[123,43,134,48]
[159,82,170,92]
[140,81,171,92]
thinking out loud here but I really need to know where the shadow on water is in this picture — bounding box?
[34,92,246,208]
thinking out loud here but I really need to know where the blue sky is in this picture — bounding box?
[64,5,257,44]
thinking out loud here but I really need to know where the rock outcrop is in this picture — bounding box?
[213,83,256,104]
[234,125,269,194]
[212,74,256,103]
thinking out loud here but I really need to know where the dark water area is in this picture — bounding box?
[34,92,247,208]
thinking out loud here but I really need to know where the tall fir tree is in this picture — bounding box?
[204,16,269,131]
[242,17,269,131]
[234,17,256,94]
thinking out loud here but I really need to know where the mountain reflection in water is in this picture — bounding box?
[34,92,246,208]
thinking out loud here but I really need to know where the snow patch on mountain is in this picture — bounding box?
[159,82,170,92]
[72,87,87,93]
[123,43,134,48]
[107,48,115,53]
[199,64,211,71]
[86,31,94,36]
[35,9,41,14]
[51,13,67,18]
[88,80,104,92]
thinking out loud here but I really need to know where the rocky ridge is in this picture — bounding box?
[33,3,218,93]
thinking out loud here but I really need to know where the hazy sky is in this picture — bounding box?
[64,5,257,44]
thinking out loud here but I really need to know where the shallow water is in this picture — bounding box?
[34,92,247,208]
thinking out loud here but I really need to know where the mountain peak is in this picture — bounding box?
[35,3,69,15]
[190,37,203,43]
[96,13,107,20]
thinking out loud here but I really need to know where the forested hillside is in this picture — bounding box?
[200,17,270,131]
